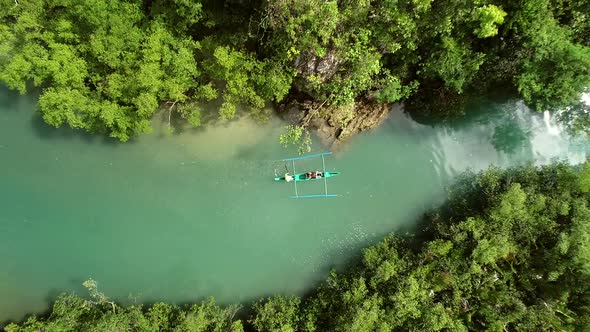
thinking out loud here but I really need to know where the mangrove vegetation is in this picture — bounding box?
[5,162,590,331]
[0,0,589,141]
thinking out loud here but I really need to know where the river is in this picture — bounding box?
[0,86,588,323]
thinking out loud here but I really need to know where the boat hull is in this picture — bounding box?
[274,172,341,182]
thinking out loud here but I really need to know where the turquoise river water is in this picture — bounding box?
[1,86,589,323]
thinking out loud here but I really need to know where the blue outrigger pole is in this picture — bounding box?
[281,152,338,199]
[282,152,333,162]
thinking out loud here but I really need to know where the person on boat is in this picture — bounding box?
[307,171,314,179]
[315,171,323,178]
[285,173,294,182]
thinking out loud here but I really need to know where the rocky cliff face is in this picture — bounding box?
[279,98,399,149]
[279,49,401,148]
[293,48,343,93]
[279,50,398,148]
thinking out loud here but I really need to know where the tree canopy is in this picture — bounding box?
[0,0,288,140]
[0,0,588,140]
[5,162,590,331]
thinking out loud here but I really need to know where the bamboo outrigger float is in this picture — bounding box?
[275,152,341,198]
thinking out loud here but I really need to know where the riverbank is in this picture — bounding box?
[277,97,399,149]
[5,162,590,331]
[2,1,587,142]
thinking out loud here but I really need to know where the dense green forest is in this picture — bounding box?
[0,0,589,141]
[5,162,590,331]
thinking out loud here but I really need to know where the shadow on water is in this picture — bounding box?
[0,288,65,329]
[405,87,520,128]
[0,86,28,112]
[401,94,536,156]
[29,113,128,148]
[491,121,530,154]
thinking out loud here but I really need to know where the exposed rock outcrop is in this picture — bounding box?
[280,48,399,148]
[293,49,343,93]
[278,99,401,149]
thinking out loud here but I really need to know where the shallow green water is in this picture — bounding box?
[0,87,588,323]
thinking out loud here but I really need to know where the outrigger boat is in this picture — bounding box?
[275,152,341,198]
[274,171,341,182]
